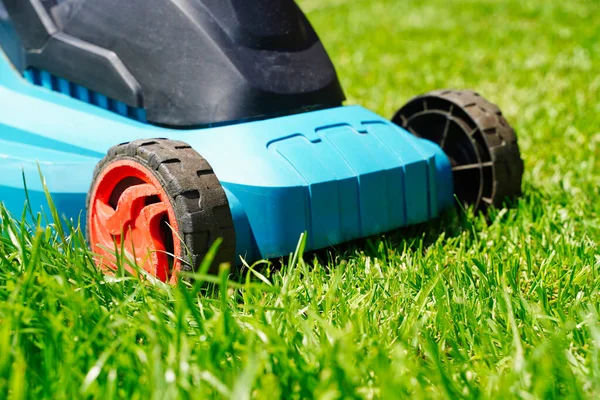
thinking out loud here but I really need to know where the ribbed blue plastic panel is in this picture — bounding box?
[23,68,147,123]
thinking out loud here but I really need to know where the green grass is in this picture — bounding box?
[1,0,599,398]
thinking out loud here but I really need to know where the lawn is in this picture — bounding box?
[1,0,599,398]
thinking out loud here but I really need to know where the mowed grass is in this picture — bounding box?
[1,0,599,398]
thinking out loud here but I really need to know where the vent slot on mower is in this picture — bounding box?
[23,68,147,123]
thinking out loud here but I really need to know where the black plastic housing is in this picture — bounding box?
[0,4,23,69]
[0,0,345,127]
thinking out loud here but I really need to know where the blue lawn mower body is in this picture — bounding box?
[0,0,523,279]
[0,53,454,260]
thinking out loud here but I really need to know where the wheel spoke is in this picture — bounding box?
[91,204,119,247]
[105,184,159,235]
[440,105,454,149]
[452,161,493,172]
[407,126,420,138]
[130,203,170,280]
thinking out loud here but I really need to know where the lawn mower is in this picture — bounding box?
[0,0,523,282]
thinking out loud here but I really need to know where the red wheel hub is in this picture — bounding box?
[88,160,182,283]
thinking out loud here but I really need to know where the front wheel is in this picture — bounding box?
[86,138,236,282]
[392,89,524,212]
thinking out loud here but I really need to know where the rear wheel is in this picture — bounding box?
[86,138,235,282]
[392,89,524,212]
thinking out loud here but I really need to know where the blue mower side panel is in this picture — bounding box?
[0,52,454,261]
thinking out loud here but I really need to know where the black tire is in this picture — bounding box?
[392,89,524,212]
[87,138,235,275]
